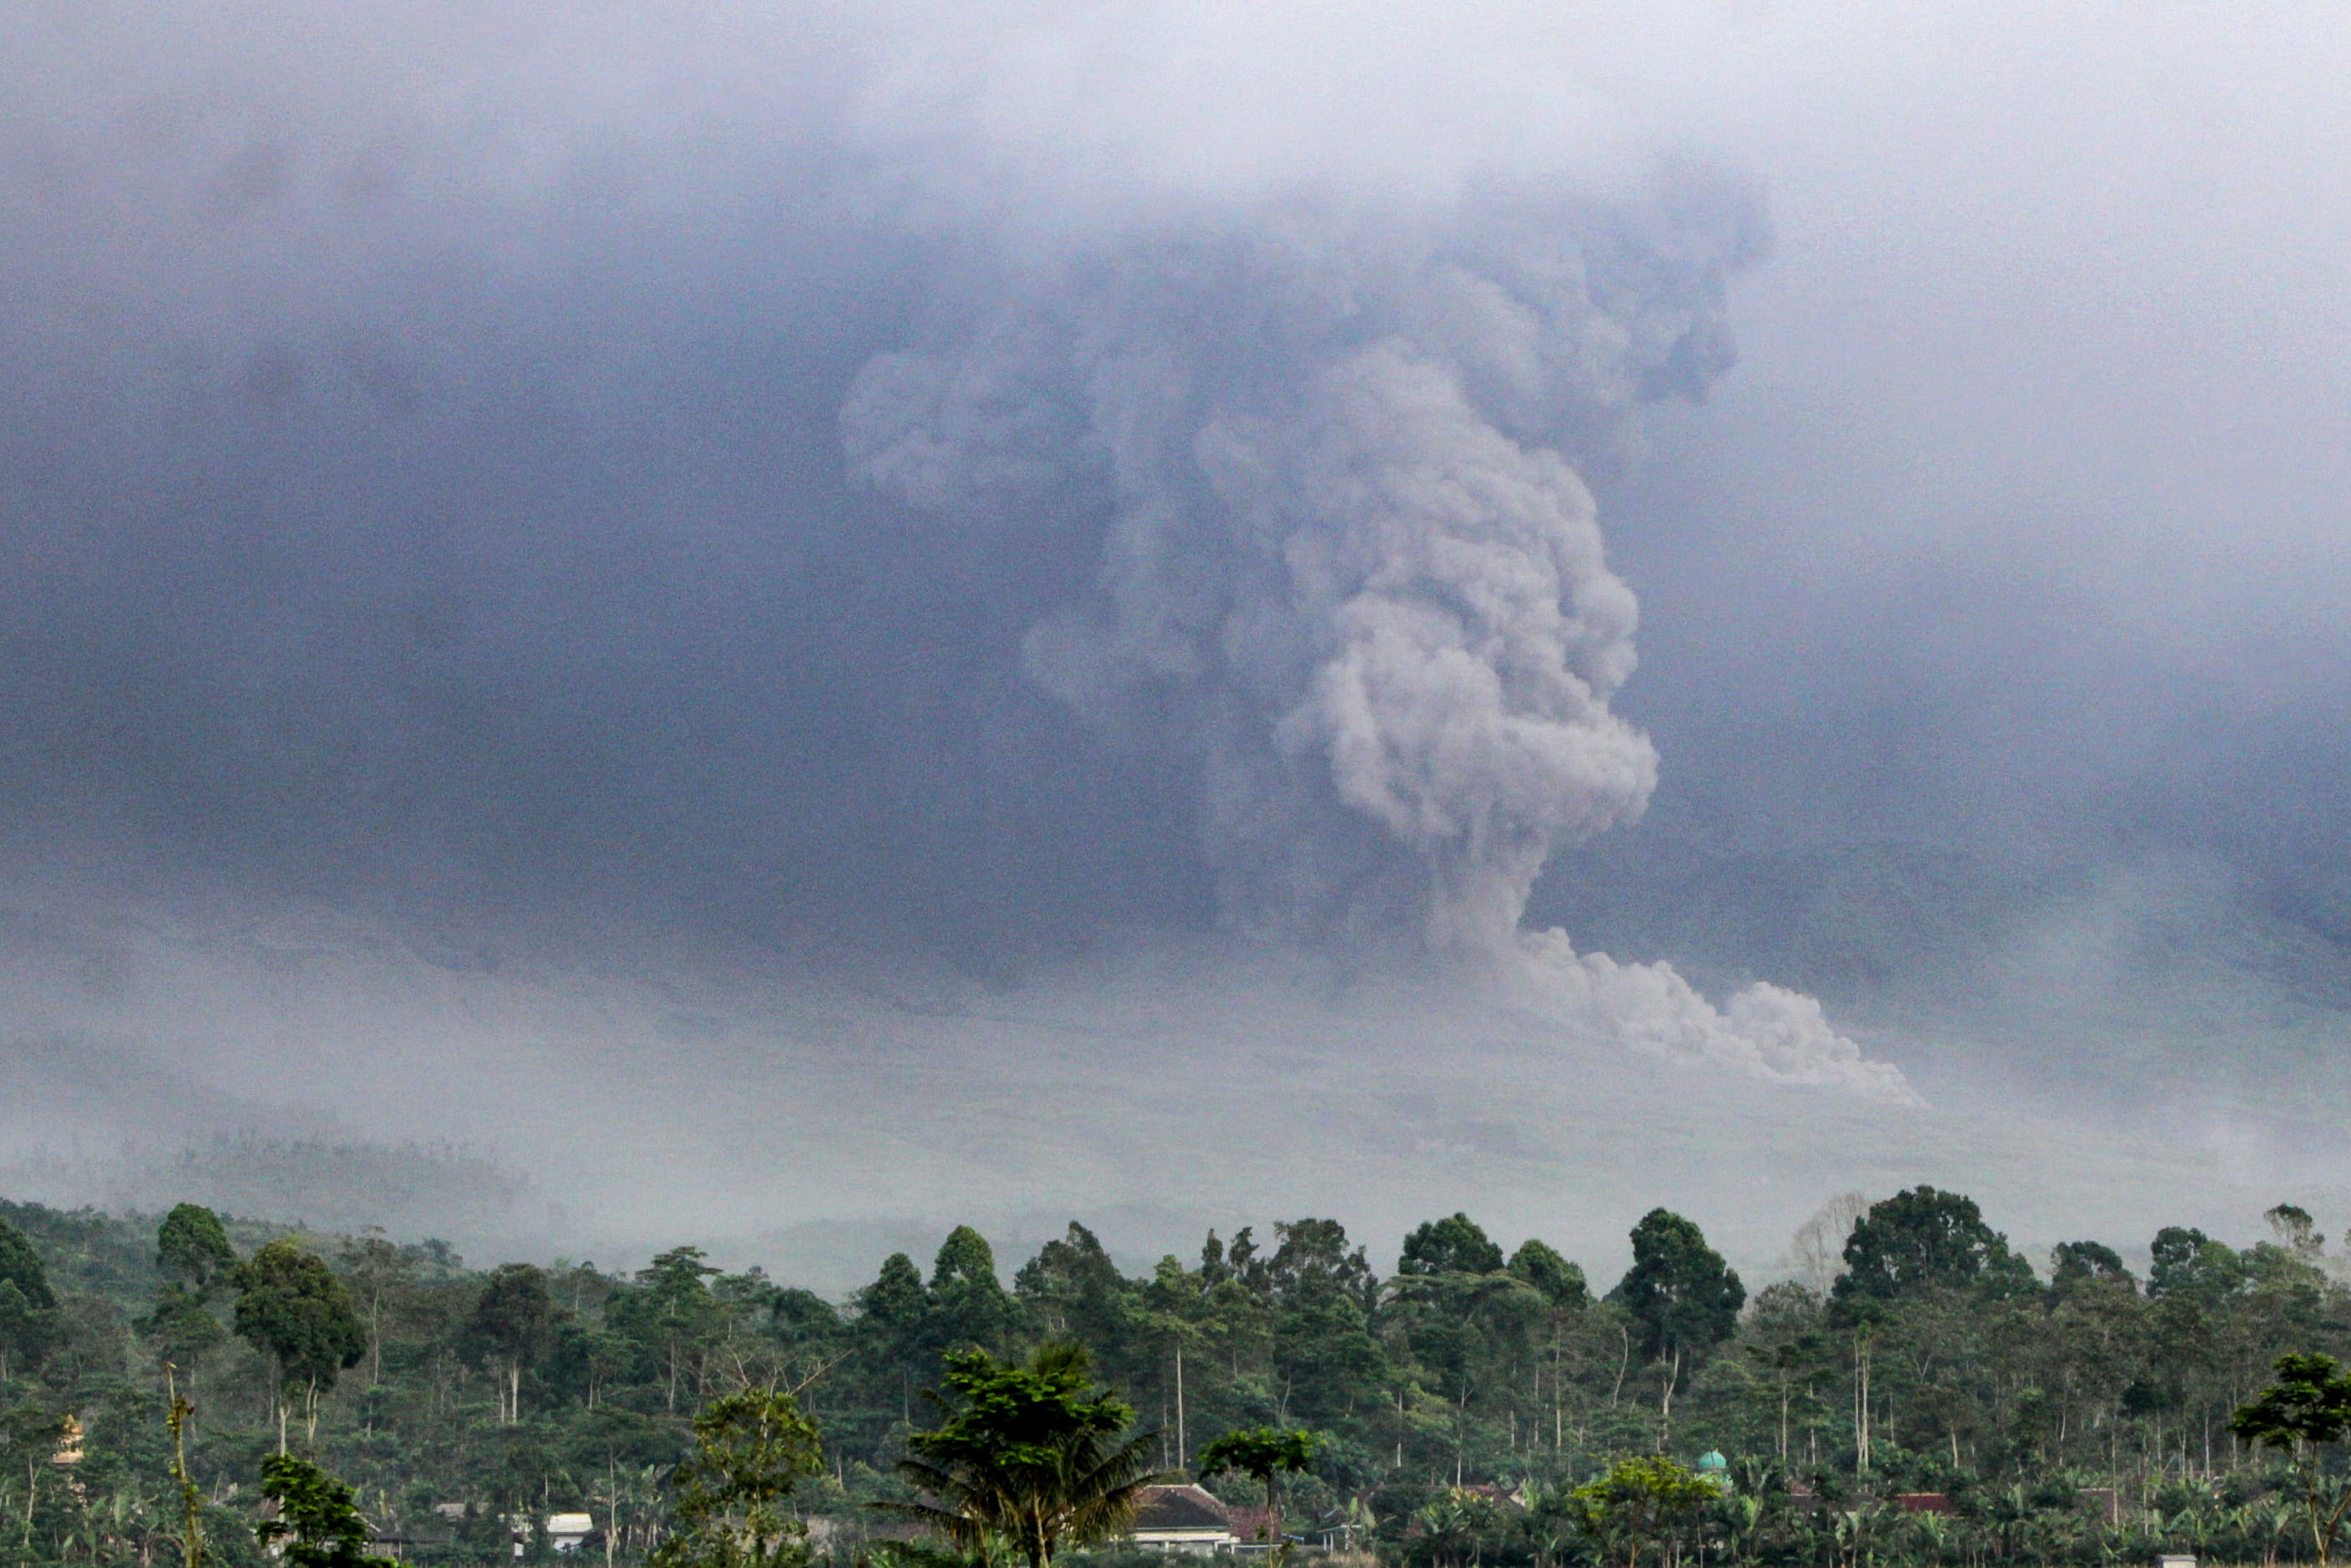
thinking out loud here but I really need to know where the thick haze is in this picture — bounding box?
[3,3,2348,1284]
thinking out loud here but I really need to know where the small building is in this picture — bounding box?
[1130,1486,1238,1554]
[2156,1555,2195,1568]
[545,1514,595,1554]
[51,1417,85,1468]
[1896,1494,1955,1517]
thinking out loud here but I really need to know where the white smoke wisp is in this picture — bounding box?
[1513,930,1923,1106]
[846,185,1755,954]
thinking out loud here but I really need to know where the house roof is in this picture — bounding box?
[1133,1486,1233,1535]
[1223,1506,1279,1542]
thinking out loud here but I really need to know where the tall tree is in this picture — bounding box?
[256,1453,392,1568]
[1608,1210,1744,1421]
[2048,1241,2135,1299]
[2149,1225,2249,1305]
[468,1263,558,1424]
[1571,1455,1718,1568]
[0,1216,54,1381]
[622,1247,721,1412]
[856,1252,930,1423]
[1508,1240,1589,1309]
[1016,1223,1135,1355]
[881,1341,1168,1568]
[2232,1352,2351,1566]
[1833,1187,2032,1306]
[233,1239,368,1448]
[1265,1220,1377,1313]
[147,1205,238,1378]
[653,1387,824,1568]
[2268,1204,2327,1261]
[156,1206,237,1295]
[1397,1215,1505,1279]
[930,1226,1017,1355]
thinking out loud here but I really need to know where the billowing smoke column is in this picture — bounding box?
[846,183,1752,953]
[846,180,1918,1104]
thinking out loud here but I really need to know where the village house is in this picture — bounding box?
[1129,1485,1240,1554]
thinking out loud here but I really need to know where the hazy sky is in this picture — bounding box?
[3,3,2348,1274]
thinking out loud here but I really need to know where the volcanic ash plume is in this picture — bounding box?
[845,184,1917,1103]
[846,186,1751,954]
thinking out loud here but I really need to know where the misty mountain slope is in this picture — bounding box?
[0,865,2332,1292]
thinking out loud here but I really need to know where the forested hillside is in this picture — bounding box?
[3,1188,2348,1568]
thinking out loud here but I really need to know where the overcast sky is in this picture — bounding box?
[3,2,2348,1269]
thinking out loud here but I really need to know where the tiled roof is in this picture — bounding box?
[1133,1486,1234,1534]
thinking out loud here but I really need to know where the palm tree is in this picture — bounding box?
[877,1342,1171,1568]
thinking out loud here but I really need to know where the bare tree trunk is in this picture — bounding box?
[1854,1333,1872,1477]
[1176,1344,1187,1469]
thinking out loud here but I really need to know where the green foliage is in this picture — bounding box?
[0,1219,58,1311]
[1571,1455,1718,1568]
[653,1387,823,1568]
[233,1239,368,1426]
[2233,1353,2351,1565]
[2271,1205,2328,1260]
[467,1264,556,1421]
[256,1452,391,1568]
[1398,1217,1504,1279]
[1507,1241,1588,1309]
[1195,1425,1317,1532]
[1610,1210,1744,1398]
[10,1186,2351,1568]
[0,1219,59,1380]
[882,1342,1166,1568]
[142,1284,228,1371]
[156,1207,237,1297]
[859,1254,928,1345]
[929,1228,1018,1356]
[1834,1186,2033,1308]
[2047,1241,2133,1297]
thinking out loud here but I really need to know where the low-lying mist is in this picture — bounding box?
[1,853,2340,1294]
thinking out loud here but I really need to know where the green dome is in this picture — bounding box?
[1697,1451,1728,1473]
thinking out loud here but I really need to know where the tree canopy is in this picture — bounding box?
[1196,1425,1319,1534]
[655,1386,824,1568]
[0,1216,56,1310]
[4,1186,2351,1568]
[1833,1186,2032,1308]
[233,1237,368,1437]
[156,1204,238,1296]
[884,1341,1166,1568]
[257,1453,392,1568]
[1609,1210,1744,1410]
[2233,1353,2351,1565]
[1398,1215,1506,1279]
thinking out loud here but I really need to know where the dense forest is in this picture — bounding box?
[4,1186,2351,1568]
